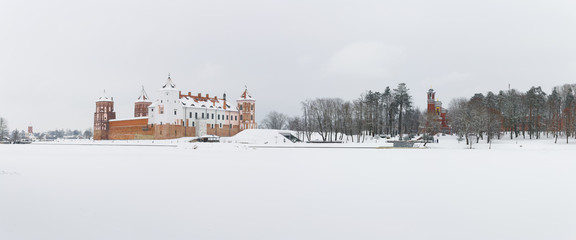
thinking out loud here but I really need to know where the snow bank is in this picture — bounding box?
[222,129,298,144]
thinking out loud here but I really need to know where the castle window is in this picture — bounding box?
[217,114,220,120]
[220,123,222,128]
[235,116,237,121]
[202,113,204,119]
[211,113,214,119]
[226,115,229,120]
[211,124,214,129]
[190,112,192,118]
[174,110,177,115]
[192,122,195,127]
[251,115,253,120]
[251,104,253,110]
[229,124,232,129]
[240,115,243,121]
[239,105,242,110]
[195,112,198,119]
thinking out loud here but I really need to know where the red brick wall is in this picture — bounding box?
[206,124,241,137]
[105,120,243,140]
[108,118,154,140]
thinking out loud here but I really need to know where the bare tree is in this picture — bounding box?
[83,128,93,139]
[0,117,8,140]
[422,111,441,145]
[11,129,20,142]
[261,111,288,130]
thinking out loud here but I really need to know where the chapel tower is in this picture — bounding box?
[427,88,436,114]
[94,90,116,140]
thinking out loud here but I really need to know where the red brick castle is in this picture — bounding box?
[94,75,257,140]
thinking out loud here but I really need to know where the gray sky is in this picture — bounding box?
[1,0,575,132]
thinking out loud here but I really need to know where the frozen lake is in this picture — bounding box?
[1,139,576,239]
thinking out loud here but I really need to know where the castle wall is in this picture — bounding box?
[153,124,187,140]
[206,124,241,137]
[105,120,243,140]
[93,130,106,140]
[108,118,154,140]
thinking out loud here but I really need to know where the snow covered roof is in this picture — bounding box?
[180,95,237,111]
[238,88,255,101]
[109,116,148,122]
[97,90,113,102]
[136,86,151,102]
[162,74,176,89]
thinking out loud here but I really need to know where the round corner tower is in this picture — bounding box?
[94,90,116,140]
[135,86,152,117]
[237,88,257,129]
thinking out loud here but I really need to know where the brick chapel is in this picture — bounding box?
[94,75,257,140]
[426,88,450,133]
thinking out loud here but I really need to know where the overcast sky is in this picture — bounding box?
[1,0,576,131]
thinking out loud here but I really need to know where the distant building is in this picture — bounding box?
[426,88,450,133]
[94,75,257,140]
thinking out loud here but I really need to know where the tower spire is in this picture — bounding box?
[162,74,176,89]
[98,89,113,101]
[137,86,151,102]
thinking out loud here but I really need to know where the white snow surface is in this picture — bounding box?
[222,129,298,144]
[1,135,576,239]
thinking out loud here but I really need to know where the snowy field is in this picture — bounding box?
[1,136,576,239]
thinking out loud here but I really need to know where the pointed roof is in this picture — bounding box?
[97,90,113,102]
[136,86,151,102]
[162,73,176,89]
[238,86,255,101]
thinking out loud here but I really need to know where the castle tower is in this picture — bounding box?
[237,87,257,129]
[134,86,152,117]
[94,90,116,140]
[147,74,186,139]
[148,74,182,125]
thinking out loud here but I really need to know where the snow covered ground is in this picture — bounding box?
[1,135,576,239]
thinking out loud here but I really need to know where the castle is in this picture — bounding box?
[426,88,450,133]
[94,75,257,140]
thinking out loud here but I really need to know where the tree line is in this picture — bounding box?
[261,83,421,142]
[0,116,93,142]
[448,84,576,144]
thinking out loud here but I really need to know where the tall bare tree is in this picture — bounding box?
[394,83,412,137]
[0,117,8,140]
[261,111,288,130]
